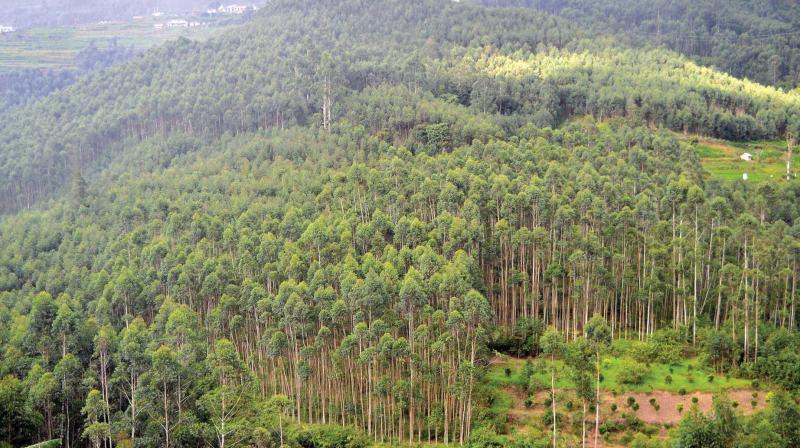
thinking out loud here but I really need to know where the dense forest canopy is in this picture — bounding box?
[477,0,800,90]
[1,0,799,215]
[1,1,800,448]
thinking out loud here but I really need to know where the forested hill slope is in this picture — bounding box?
[2,1,800,447]
[478,0,800,90]
[1,0,799,215]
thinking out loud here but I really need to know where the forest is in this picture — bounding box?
[1,1,800,447]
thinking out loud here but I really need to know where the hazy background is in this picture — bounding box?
[0,0,230,26]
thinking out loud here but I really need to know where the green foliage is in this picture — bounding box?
[290,424,369,448]
[1,1,800,447]
[0,375,42,446]
[617,360,650,385]
[630,330,683,365]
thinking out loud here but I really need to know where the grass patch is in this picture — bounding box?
[677,134,800,183]
[489,346,751,394]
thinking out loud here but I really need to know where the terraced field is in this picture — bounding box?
[0,19,232,72]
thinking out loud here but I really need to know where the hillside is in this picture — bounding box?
[2,0,800,214]
[1,1,800,448]
[479,0,800,90]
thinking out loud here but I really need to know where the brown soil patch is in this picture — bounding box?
[602,390,767,425]
[698,138,738,153]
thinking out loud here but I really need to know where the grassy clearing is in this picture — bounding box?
[488,342,752,395]
[678,134,800,182]
[0,19,233,72]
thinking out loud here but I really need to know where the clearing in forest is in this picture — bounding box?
[683,135,799,182]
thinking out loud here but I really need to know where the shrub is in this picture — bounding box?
[610,403,618,413]
[632,403,640,411]
[627,396,636,407]
[544,397,552,407]
[599,420,625,434]
[679,388,687,395]
[649,398,656,406]
[504,367,512,377]
[677,404,684,413]
[752,380,760,389]
[292,424,370,448]
[630,330,683,364]
[686,374,695,383]
[752,391,758,399]
[751,400,758,408]
[617,359,650,385]
[654,404,660,411]
[524,397,534,409]
[565,400,574,411]
[707,375,714,383]
[691,397,699,404]
[541,409,562,427]
[622,412,644,431]
[732,401,739,408]
[665,375,672,384]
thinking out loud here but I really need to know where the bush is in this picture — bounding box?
[627,396,636,407]
[691,397,699,404]
[632,403,640,411]
[665,375,672,384]
[751,400,758,408]
[618,359,650,385]
[610,403,618,413]
[707,375,714,383]
[732,401,739,408]
[630,330,683,364]
[752,380,760,389]
[504,367,512,377]
[291,424,370,448]
[524,397,534,409]
[649,398,656,406]
[541,409,562,427]
[686,374,695,383]
[677,404,684,413]
[622,412,644,431]
[679,388,687,395]
[599,420,625,434]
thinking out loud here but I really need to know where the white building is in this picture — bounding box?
[219,4,250,14]
[0,26,14,33]
[740,153,753,161]
[166,19,189,28]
